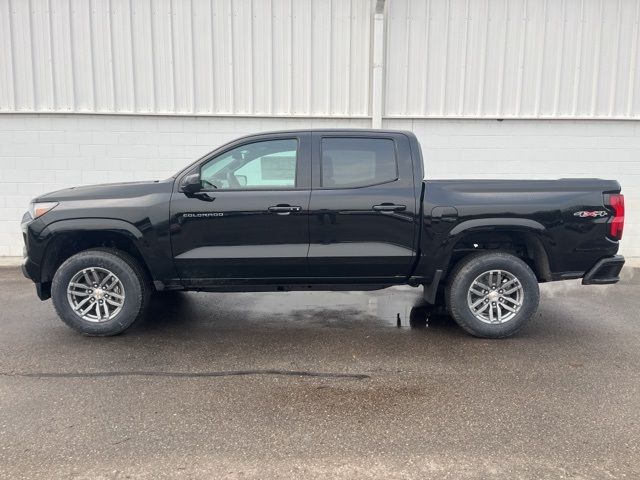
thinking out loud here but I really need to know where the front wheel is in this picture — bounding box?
[51,249,150,336]
[445,252,540,338]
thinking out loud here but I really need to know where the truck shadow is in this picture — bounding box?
[138,289,462,337]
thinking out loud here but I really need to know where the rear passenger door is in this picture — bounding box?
[308,132,418,281]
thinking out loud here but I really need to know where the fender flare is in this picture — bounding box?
[448,218,545,237]
[39,218,159,281]
[445,217,552,281]
[43,217,145,244]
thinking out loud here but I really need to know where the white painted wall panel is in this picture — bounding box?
[0,0,373,117]
[385,0,640,119]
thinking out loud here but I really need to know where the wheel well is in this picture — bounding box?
[40,231,152,285]
[448,230,551,282]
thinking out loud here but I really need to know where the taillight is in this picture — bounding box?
[607,194,625,240]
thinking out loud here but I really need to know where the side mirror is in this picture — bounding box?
[181,173,201,194]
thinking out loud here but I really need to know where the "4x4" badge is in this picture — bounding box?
[573,210,608,218]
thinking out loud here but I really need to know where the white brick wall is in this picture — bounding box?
[0,114,638,258]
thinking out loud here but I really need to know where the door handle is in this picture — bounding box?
[268,205,302,215]
[372,204,406,212]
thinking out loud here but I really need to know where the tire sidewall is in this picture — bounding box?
[52,251,144,336]
[448,253,540,338]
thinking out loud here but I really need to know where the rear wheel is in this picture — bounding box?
[445,252,539,338]
[51,249,150,336]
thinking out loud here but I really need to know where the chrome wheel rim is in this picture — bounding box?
[67,267,126,322]
[467,270,524,324]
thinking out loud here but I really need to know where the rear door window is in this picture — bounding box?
[320,138,398,188]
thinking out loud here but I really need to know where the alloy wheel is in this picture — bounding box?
[466,269,524,324]
[66,267,126,322]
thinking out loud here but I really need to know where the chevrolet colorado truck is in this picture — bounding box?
[21,130,625,338]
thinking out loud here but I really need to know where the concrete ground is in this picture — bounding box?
[0,266,639,480]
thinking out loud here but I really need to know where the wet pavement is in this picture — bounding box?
[1,266,639,479]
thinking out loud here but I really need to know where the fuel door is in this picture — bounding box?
[431,206,459,233]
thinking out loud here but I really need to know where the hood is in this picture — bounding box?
[35,179,173,202]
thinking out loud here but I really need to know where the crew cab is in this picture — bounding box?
[21,130,625,338]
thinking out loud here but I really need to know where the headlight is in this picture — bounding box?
[29,202,59,219]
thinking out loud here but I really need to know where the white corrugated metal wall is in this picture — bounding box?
[2,0,640,119]
[386,0,640,119]
[0,0,373,116]
[0,0,640,119]
[0,0,639,259]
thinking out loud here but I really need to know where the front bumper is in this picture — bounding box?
[21,256,38,281]
[582,255,625,285]
[21,257,51,300]
[22,257,51,300]
[21,213,54,300]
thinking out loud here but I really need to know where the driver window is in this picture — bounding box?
[200,139,298,190]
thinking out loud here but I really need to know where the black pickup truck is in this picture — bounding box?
[21,129,625,338]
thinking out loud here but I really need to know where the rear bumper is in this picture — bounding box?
[582,255,625,285]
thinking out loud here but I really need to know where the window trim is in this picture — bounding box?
[318,136,400,190]
[198,137,300,192]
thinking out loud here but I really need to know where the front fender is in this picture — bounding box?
[31,217,173,284]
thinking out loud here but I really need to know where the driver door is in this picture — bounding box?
[170,133,311,282]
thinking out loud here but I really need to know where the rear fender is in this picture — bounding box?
[447,219,551,281]
[414,218,551,283]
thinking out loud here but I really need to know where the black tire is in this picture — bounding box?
[409,306,428,328]
[445,252,539,338]
[51,248,150,336]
